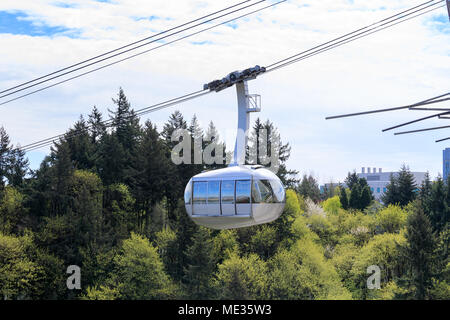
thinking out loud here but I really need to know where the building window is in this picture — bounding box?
[383,188,387,193]
[370,187,374,192]
[377,187,380,193]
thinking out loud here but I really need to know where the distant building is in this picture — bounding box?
[443,148,450,182]
[321,167,427,202]
[358,167,426,201]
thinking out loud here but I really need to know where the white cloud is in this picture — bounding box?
[0,0,449,183]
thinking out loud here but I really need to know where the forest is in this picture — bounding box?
[0,88,448,300]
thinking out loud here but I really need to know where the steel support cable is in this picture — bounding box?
[18,1,445,151]
[20,90,211,152]
[0,0,269,101]
[0,0,286,107]
[266,4,446,74]
[382,109,450,132]
[394,125,450,135]
[265,0,440,70]
[265,0,445,74]
[325,93,450,120]
[0,0,259,95]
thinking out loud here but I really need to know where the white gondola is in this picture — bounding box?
[184,165,285,229]
[184,71,286,229]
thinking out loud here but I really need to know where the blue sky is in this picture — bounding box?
[0,0,449,183]
[0,11,75,36]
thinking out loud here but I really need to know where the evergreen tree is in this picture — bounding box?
[88,106,107,144]
[345,171,359,190]
[161,111,189,220]
[382,173,400,206]
[248,118,298,187]
[360,185,372,210]
[402,203,436,299]
[183,227,216,299]
[297,174,320,203]
[51,140,74,216]
[419,172,433,216]
[187,115,205,177]
[429,176,446,233]
[100,88,141,185]
[5,147,29,188]
[339,186,349,210]
[397,164,417,206]
[129,121,169,231]
[349,183,361,210]
[65,116,94,170]
[204,121,227,170]
[0,127,12,190]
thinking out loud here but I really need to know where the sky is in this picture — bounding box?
[0,0,449,184]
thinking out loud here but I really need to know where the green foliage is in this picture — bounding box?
[400,204,436,299]
[376,205,408,233]
[0,92,447,301]
[383,165,417,207]
[0,232,39,299]
[88,233,178,300]
[214,253,268,300]
[268,239,352,300]
[322,196,342,215]
[269,189,301,246]
[213,229,240,264]
[350,233,406,299]
[247,225,278,260]
[296,174,320,203]
[183,227,216,299]
[155,227,179,277]
[0,186,25,234]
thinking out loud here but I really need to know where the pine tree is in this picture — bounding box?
[88,106,107,144]
[51,140,74,216]
[345,171,359,190]
[297,174,320,203]
[204,121,227,170]
[161,111,189,220]
[5,147,29,188]
[349,183,361,210]
[187,115,204,177]
[248,118,298,187]
[397,164,417,206]
[339,186,349,210]
[129,121,169,230]
[360,185,372,210]
[102,88,141,185]
[382,173,399,205]
[65,116,94,170]
[429,176,446,233]
[0,127,12,190]
[419,172,433,216]
[183,227,216,299]
[402,203,436,299]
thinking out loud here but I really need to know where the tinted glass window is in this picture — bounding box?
[221,180,234,204]
[208,181,220,204]
[269,179,285,203]
[236,180,251,204]
[184,181,192,204]
[252,180,274,203]
[193,181,207,204]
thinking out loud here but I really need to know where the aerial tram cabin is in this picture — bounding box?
[184,165,285,229]
[184,66,286,229]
